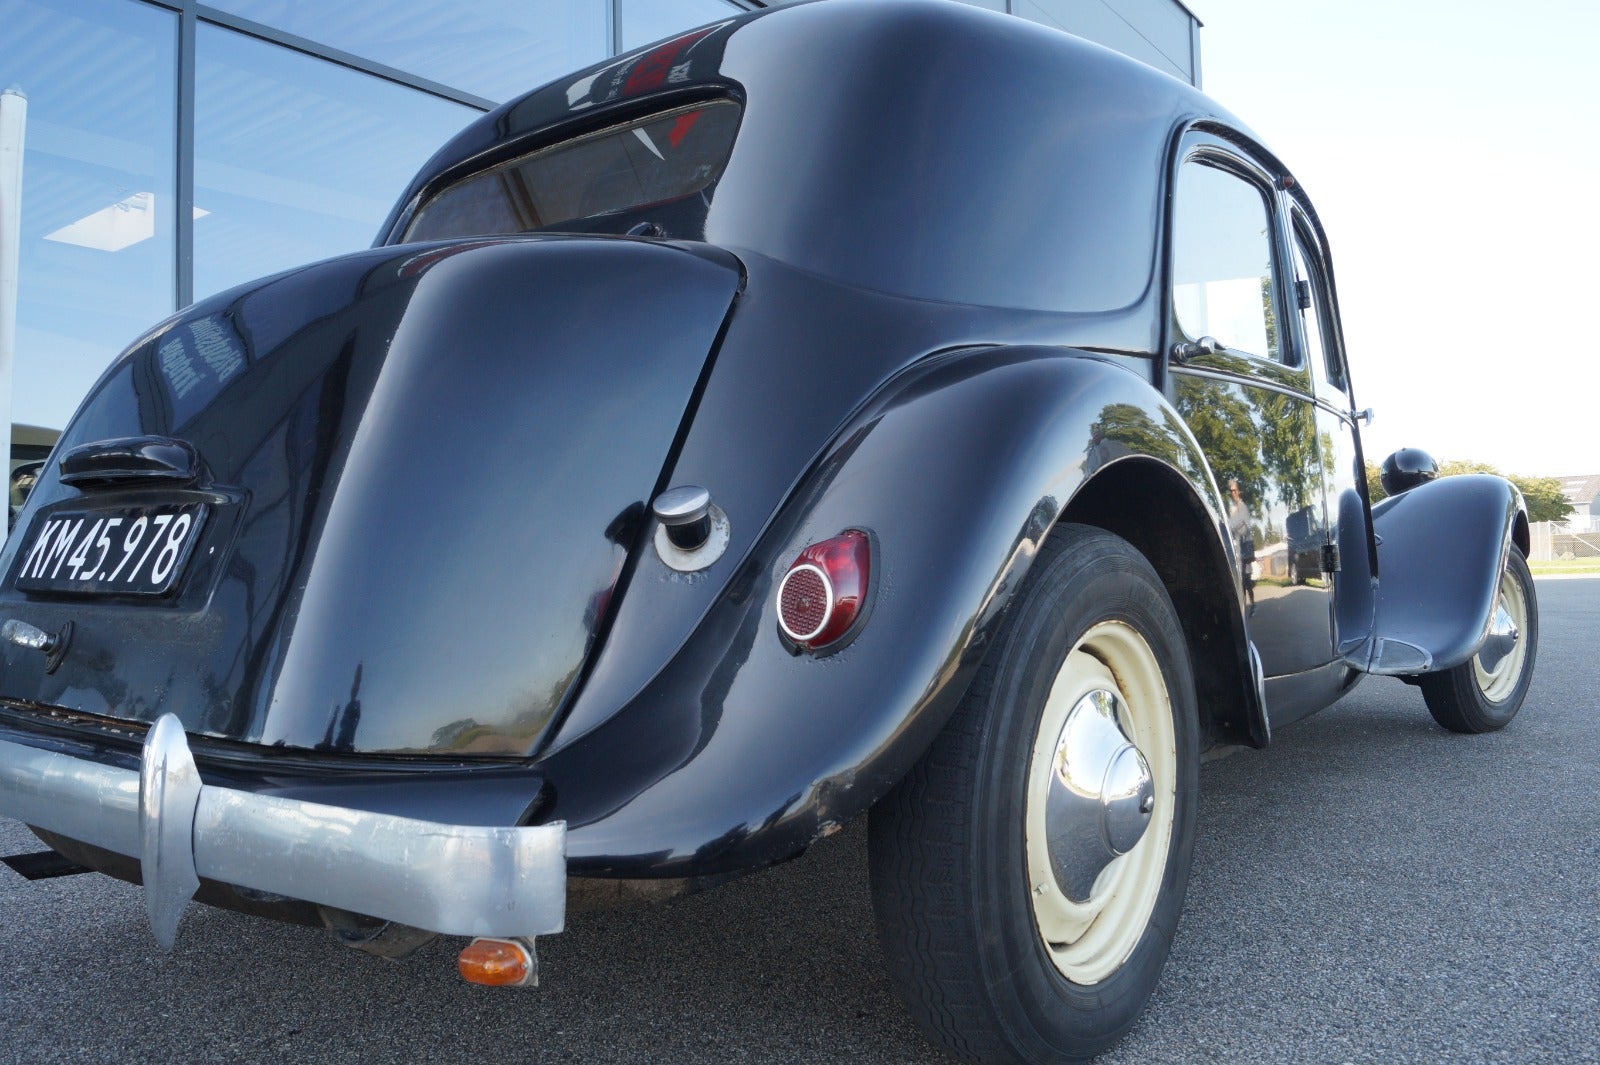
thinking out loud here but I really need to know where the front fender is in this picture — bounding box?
[539,347,1239,877]
[1348,474,1526,675]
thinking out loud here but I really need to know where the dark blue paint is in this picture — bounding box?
[0,0,1528,882]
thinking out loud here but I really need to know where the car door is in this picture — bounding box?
[1286,200,1378,668]
[1165,135,1337,680]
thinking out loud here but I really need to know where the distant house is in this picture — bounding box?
[1556,474,1600,533]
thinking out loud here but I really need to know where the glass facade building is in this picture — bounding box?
[0,0,1198,473]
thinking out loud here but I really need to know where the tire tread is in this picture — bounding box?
[868,525,1195,1064]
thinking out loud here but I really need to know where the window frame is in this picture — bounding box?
[1287,204,1354,403]
[1166,139,1300,373]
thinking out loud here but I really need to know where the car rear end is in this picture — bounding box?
[0,52,752,956]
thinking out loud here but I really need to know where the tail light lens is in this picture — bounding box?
[777,530,872,651]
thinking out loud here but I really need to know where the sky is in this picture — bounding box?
[1192,0,1600,478]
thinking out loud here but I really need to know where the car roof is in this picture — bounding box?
[381,0,1263,314]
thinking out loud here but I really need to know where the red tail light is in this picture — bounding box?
[777,530,872,651]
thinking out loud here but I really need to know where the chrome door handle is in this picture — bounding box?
[1170,336,1222,363]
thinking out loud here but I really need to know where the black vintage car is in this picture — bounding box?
[0,3,1536,1062]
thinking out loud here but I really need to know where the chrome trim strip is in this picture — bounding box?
[0,715,566,946]
[1170,364,1355,425]
[776,562,834,642]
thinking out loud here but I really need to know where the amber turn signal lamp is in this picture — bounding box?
[458,937,535,987]
[777,529,872,651]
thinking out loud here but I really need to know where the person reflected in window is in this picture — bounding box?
[1226,478,1256,613]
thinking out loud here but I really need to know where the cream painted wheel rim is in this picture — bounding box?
[1473,567,1529,703]
[1025,621,1177,985]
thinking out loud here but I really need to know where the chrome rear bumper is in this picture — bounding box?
[0,713,566,948]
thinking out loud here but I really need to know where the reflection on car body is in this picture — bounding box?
[0,3,1538,1062]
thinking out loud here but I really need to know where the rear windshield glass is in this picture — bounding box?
[405,100,739,241]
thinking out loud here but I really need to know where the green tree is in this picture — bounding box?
[1173,379,1269,508]
[1509,476,1573,523]
[1365,461,1387,503]
[1261,273,1279,362]
[1256,389,1319,510]
[1087,402,1179,464]
[1438,459,1500,477]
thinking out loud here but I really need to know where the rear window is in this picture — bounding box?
[405,100,740,242]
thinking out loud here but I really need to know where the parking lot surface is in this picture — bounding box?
[2,578,1596,1064]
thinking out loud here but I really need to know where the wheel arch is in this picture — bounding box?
[541,346,1271,877]
[1061,456,1268,749]
[1356,474,1531,675]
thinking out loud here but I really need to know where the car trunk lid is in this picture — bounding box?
[0,236,740,757]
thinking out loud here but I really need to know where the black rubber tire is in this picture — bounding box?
[1419,550,1538,734]
[868,524,1199,1064]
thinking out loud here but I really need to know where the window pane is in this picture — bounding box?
[1172,162,1280,361]
[407,101,740,242]
[620,0,741,52]
[205,0,609,103]
[0,0,176,434]
[1292,225,1344,392]
[193,25,476,301]
[1290,238,1326,381]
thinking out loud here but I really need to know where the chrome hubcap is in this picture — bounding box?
[1043,689,1154,903]
[1026,622,1176,985]
[1473,568,1528,703]
[1476,599,1519,675]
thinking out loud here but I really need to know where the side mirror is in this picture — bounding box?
[1379,448,1438,497]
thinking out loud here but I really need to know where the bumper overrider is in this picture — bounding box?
[0,713,566,949]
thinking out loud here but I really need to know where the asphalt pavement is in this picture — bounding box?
[2,578,1596,1064]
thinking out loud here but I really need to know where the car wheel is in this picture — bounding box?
[1288,558,1299,585]
[868,523,1199,1063]
[1418,549,1537,734]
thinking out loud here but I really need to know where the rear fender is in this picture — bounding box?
[539,347,1259,877]
[1346,474,1526,675]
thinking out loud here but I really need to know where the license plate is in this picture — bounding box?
[13,504,209,596]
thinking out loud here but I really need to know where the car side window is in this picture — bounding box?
[1290,220,1346,393]
[1171,159,1283,363]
